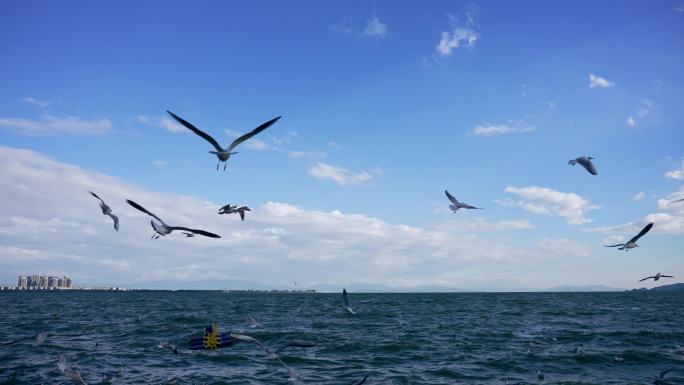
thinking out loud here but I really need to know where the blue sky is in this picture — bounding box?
[1,1,683,290]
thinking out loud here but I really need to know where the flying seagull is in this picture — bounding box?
[672,198,684,203]
[89,191,119,231]
[57,354,88,385]
[167,110,281,171]
[218,204,251,221]
[568,156,598,175]
[639,273,674,282]
[445,190,482,212]
[343,288,356,315]
[247,315,261,328]
[604,222,653,251]
[654,369,672,385]
[126,199,221,239]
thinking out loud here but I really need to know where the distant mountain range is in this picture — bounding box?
[629,282,684,292]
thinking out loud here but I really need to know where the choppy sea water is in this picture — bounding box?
[1,291,683,385]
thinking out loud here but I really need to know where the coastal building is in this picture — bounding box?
[13,274,73,290]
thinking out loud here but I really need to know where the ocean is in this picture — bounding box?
[0,291,682,384]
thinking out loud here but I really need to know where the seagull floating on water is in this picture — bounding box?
[89,191,119,231]
[639,273,674,282]
[604,222,653,251]
[343,288,356,315]
[126,199,221,239]
[156,342,178,354]
[568,156,598,175]
[167,110,281,171]
[445,190,482,212]
[218,204,251,221]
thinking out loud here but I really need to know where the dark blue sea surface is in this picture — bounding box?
[1,291,683,384]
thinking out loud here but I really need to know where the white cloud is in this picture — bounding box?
[503,186,600,225]
[586,187,684,236]
[637,99,653,117]
[627,116,635,127]
[665,159,684,180]
[137,115,185,133]
[633,192,646,201]
[272,131,298,146]
[288,150,326,160]
[437,27,479,56]
[23,97,50,109]
[152,160,168,167]
[0,115,111,135]
[471,122,534,137]
[0,146,593,289]
[589,73,615,88]
[308,162,373,186]
[362,15,388,38]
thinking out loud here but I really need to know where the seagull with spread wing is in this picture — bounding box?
[639,273,674,282]
[445,190,482,212]
[218,204,251,221]
[126,199,221,239]
[89,191,119,231]
[568,156,598,175]
[604,222,653,251]
[343,288,356,315]
[167,110,281,171]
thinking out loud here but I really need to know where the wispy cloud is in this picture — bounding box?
[0,115,111,135]
[309,162,373,186]
[589,73,614,88]
[152,160,168,167]
[436,11,479,56]
[626,100,654,127]
[331,14,389,39]
[22,96,51,109]
[362,15,388,38]
[626,116,636,127]
[633,191,646,201]
[471,122,534,137]
[501,186,600,225]
[665,159,684,180]
[288,150,326,160]
[137,115,185,133]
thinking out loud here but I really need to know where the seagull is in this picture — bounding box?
[57,354,88,385]
[89,191,119,231]
[218,204,251,221]
[604,222,653,251]
[654,369,672,385]
[672,198,684,203]
[230,333,315,359]
[445,190,482,212]
[126,199,221,239]
[156,342,178,354]
[247,315,261,328]
[57,353,68,374]
[568,156,598,175]
[167,110,281,171]
[537,370,545,382]
[343,288,356,315]
[639,273,674,282]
